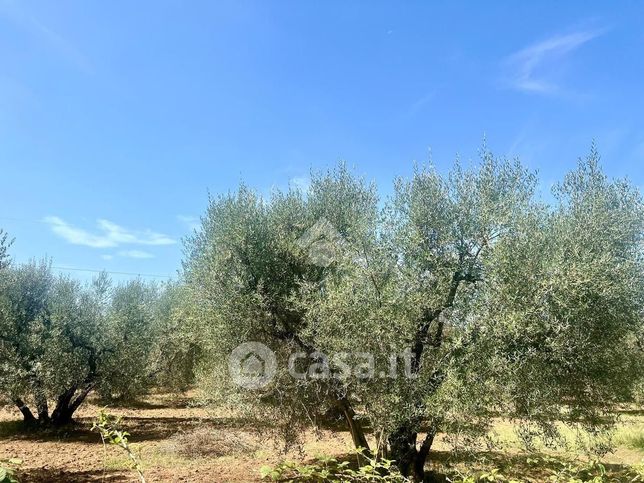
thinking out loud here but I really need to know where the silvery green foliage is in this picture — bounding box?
[483,148,644,430]
[306,153,543,454]
[185,149,642,476]
[96,279,159,401]
[0,260,108,422]
[94,278,196,400]
[324,150,641,459]
[147,282,201,392]
[184,165,379,443]
[0,230,12,271]
[0,257,183,422]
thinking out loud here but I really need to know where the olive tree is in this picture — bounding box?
[186,150,642,481]
[482,151,643,431]
[147,282,201,393]
[97,279,198,400]
[0,261,110,425]
[303,153,540,478]
[96,279,159,401]
[311,149,642,480]
[184,168,379,447]
[0,257,180,424]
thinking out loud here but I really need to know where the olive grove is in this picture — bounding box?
[184,149,643,481]
[0,255,189,426]
[0,148,640,481]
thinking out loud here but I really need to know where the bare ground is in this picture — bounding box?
[1,393,642,482]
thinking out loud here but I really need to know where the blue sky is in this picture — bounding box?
[1,1,642,281]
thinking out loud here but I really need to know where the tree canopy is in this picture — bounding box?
[0,257,190,425]
[184,149,643,481]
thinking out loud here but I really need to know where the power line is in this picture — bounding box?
[2,216,177,279]
[52,266,174,279]
[0,216,49,225]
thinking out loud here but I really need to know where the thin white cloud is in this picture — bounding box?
[44,216,176,248]
[408,90,436,117]
[118,250,155,259]
[177,214,200,231]
[503,28,605,94]
[100,254,113,261]
[0,1,91,73]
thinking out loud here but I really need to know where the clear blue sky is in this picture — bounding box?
[1,1,642,281]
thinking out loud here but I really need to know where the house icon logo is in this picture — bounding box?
[229,342,277,389]
[296,218,344,267]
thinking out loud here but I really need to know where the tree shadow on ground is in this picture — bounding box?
[615,407,644,417]
[0,414,273,444]
[119,415,274,442]
[0,419,97,443]
[91,394,196,411]
[18,468,130,482]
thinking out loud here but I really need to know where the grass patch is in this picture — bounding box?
[103,454,131,472]
[162,427,258,459]
[615,427,644,450]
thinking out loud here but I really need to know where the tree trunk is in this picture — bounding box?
[389,424,418,479]
[34,387,50,424]
[14,398,36,425]
[50,384,93,426]
[51,387,76,426]
[51,407,74,426]
[388,426,436,482]
[69,385,93,415]
[415,430,436,482]
[338,397,371,452]
[13,384,94,427]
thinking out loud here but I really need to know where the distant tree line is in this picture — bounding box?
[0,252,198,426]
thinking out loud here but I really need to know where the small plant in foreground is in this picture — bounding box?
[538,457,644,483]
[448,467,522,483]
[448,457,644,483]
[0,459,22,483]
[91,410,146,483]
[261,448,411,482]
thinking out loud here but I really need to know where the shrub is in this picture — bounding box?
[261,449,411,482]
[446,457,644,483]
